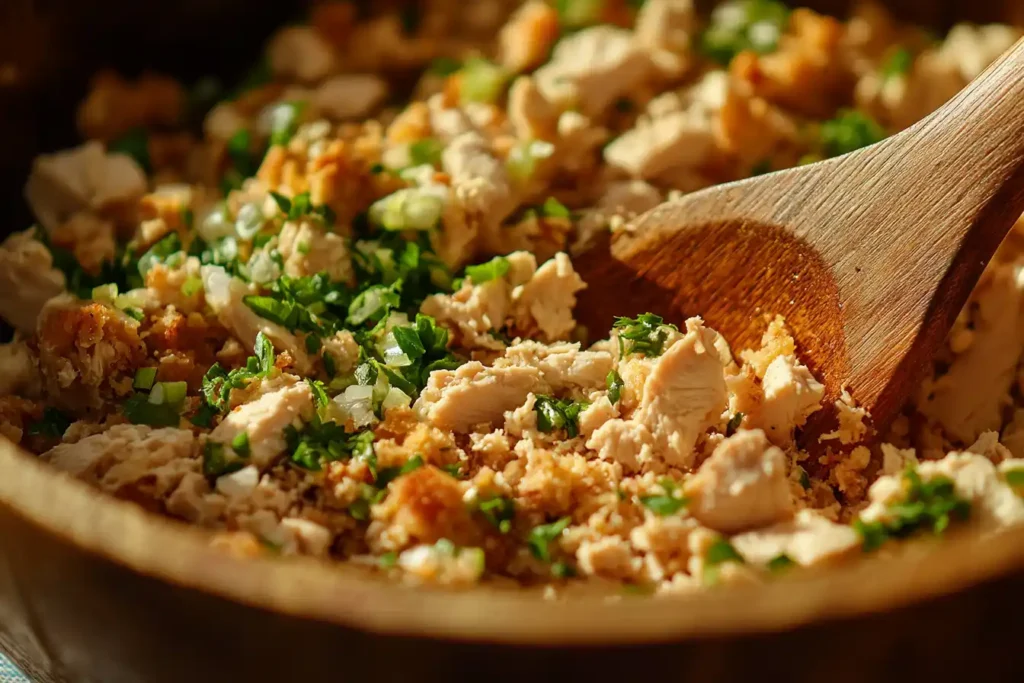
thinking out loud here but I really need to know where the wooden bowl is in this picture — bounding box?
[1,1,1023,681]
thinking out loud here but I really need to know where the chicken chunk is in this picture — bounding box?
[25,141,146,234]
[200,266,314,375]
[604,109,717,180]
[684,429,794,534]
[535,26,653,117]
[511,252,586,342]
[0,230,65,334]
[36,296,147,412]
[0,341,39,398]
[277,219,355,285]
[634,0,699,79]
[43,424,199,502]
[759,354,825,447]
[313,74,388,120]
[497,341,613,391]
[267,26,337,83]
[209,382,314,471]
[730,509,859,567]
[415,361,544,433]
[635,318,730,468]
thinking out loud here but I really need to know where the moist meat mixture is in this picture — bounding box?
[2,0,1023,593]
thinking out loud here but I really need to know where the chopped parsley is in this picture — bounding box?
[613,313,675,358]
[766,553,795,573]
[534,395,588,438]
[703,538,744,584]
[606,369,624,404]
[477,495,516,534]
[375,454,425,489]
[408,137,444,167]
[200,331,276,414]
[26,407,72,439]
[820,109,885,158]
[639,478,689,516]
[464,255,510,284]
[881,46,913,80]
[285,419,375,472]
[527,516,571,562]
[700,0,790,65]
[268,191,335,225]
[726,412,744,436]
[203,441,247,478]
[853,467,971,552]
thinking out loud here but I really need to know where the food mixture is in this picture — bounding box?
[1,0,1023,594]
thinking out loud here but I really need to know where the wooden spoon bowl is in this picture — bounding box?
[576,39,1024,436]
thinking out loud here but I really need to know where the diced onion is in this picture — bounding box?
[91,283,118,303]
[380,332,413,367]
[382,386,412,411]
[200,265,233,310]
[247,251,281,285]
[334,384,377,428]
[234,202,264,239]
[198,203,234,242]
[369,188,445,232]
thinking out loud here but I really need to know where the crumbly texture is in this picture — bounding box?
[2,0,1023,595]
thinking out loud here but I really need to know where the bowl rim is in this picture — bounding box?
[2,437,1022,645]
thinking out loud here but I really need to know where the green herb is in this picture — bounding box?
[348,283,402,326]
[269,191,334,225]
[767,553,795,573]
[606,369,624,404]
[853,467,971,552]
[541,197,571,219]
[200,332,276,414]
[527,516,571,562]
[798,467,811,490]
[820,110,884,158]
[137,233,183,278]
[122,394,181,427]
[464,255,510,284]
[534,395,588,438]
[375,454,425,488]
[1005,469,1024,489]
[613,313,675,358]
[441,462,464,478]
[180,276,203,297]
[26,407,72,438]
[133,367,158,391]
[123,308,145,322]
[703,538,744,584]
[554,0,604,27]
[459,57,509,105]
[307,378,330,412]
[231,432,251,458]
[285,419,374,472]
[203,441,245,478]
[268,100,306,147]
[244,295,298,328]
[551,561,576,579]
[478,495,516,534]
[639,478,689,516]
[108,127,151,173]
[700,0,790,65]
[409,137,443,167]
[379,551,398,568]
[429,57,462,76]
[881,46,913,80]
[726,412,744,436]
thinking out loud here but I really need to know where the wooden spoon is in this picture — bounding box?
[574,39,1024,440]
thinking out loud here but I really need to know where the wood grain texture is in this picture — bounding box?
[575,38,1024,435]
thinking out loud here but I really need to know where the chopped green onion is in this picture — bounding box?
[820,110,884,158]
[91,283,118,303]
[527,516,571,562]
[369,188,445,231]
[606,369,624,404]
[149,381,187,406]
[506,139,555,184]
[726,412,744,436]
[133,367,158,391]
[180,276,203,297]
[267,100,306,147]
[881,46,913,80]
[459,58,509,105]
[478,495,516,534]
[1005,469,1024,488]
[639,478,689,516]
[766,553,794,573]
[700,0,790,65]
[554,0,604,27]
[408,137,443,167]
[123,394,181,427]
[231,431,251,458]
[541,197,571,219]
[464,255,510,284]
